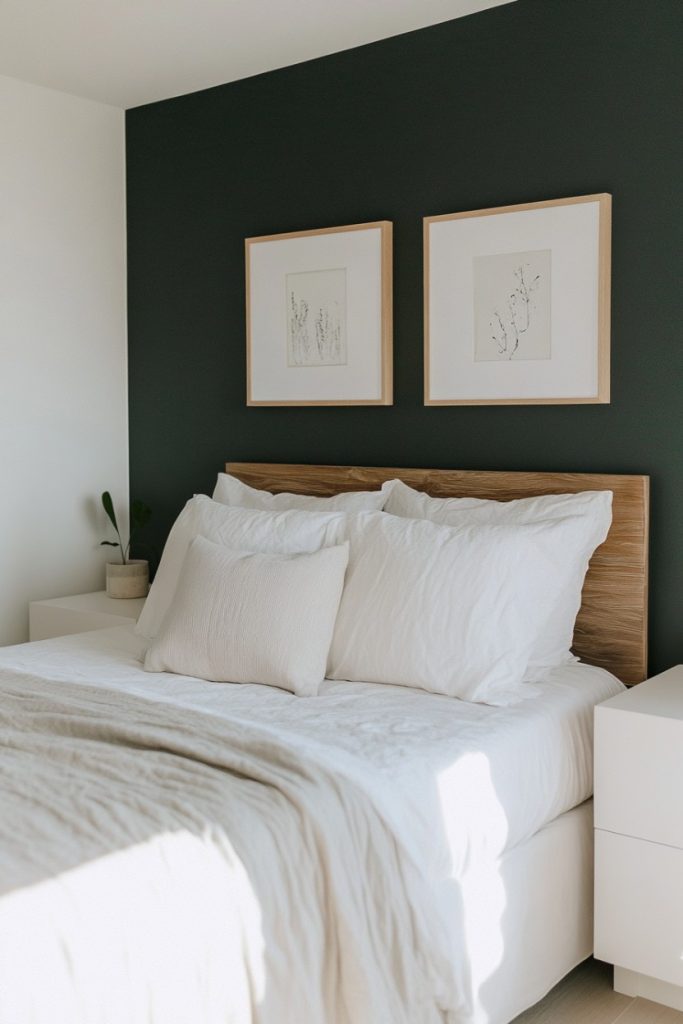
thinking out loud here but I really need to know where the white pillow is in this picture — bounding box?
[136,495,347,640]
[327,511,610,704]
[385,477,612,526]
[383,479,613,674]
[145,536,349,696]
[213,472,390,512]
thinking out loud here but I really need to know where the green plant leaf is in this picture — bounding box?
[101,491,119,533]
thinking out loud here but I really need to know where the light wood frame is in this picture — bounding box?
[245,221,393,406]
[424,193,612,405]
[226,462,649,685]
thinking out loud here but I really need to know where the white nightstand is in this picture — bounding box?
[29,591,147,641]
[594,664,683,1012]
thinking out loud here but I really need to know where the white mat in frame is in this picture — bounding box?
[246,220,393,406]
[424,194,611,406]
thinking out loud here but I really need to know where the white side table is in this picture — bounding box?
[594,664,683,1012]
[29,591,147,641]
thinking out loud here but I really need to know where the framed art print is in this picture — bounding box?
[246,221,392,406]
[424,194,611,405]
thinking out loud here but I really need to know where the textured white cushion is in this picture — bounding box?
[136,495,347,640]
[383,480,613,675]
[213,472,390,512]
[327,511,610,704]
[145,537,349,695]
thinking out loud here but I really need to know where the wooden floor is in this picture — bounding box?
[512,958,683,1023]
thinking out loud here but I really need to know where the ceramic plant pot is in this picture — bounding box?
[106,559,149,599]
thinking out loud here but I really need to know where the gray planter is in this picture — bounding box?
[106,559,149,599]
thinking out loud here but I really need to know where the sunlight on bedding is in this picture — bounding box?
[437,753,508,1022]
[0,629,624,1024]
[0,828,265,1024]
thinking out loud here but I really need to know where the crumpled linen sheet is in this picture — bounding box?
[0,672,459,1024]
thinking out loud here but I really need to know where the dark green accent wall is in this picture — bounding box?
[127,0,682,674]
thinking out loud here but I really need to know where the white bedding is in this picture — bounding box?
[0,628,624,1023]
[3,626,623,872]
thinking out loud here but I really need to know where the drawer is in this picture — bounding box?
[28,593,146,642]
[594,704,683,848]
[29,605,136,640]
[595,829,683,987]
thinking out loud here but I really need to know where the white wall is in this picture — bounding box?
[0,75,128,645]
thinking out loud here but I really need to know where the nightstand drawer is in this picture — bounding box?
[595,698,683,849]
[29,592,146,641]
[595,829,683,988]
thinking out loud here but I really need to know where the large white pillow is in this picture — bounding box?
[327,511,611,704]
[383,479,613,674]
[213,472,390,512]
[136,495,347,640]
[385,477,612,526]
[145,536,349,696]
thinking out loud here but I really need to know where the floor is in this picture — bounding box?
[512,959,683,1023]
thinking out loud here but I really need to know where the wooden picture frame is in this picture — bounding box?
[246,221,392,406]
[424,194,611,405]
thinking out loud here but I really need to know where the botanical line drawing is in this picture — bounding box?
[286,268,347,367]
[473,249,551,363]
[490,263,540,358]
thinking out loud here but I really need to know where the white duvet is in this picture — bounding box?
[0,628,623,1024]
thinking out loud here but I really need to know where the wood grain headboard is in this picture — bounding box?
[226,462,650,685]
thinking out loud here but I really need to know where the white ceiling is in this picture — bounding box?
[0,0,515,109]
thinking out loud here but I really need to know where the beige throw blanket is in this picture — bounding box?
[0,673,457,1024]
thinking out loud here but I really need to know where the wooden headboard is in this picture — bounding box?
[226,462,650,685]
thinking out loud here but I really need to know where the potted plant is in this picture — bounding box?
[101,492,152,599]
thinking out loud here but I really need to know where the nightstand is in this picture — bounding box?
[29,591,147,641]
[594,664,683,1012]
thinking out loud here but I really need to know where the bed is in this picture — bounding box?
[0,463,650,1024]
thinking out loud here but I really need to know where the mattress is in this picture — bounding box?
[0,628,622,1023]
[1,625,622,876]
